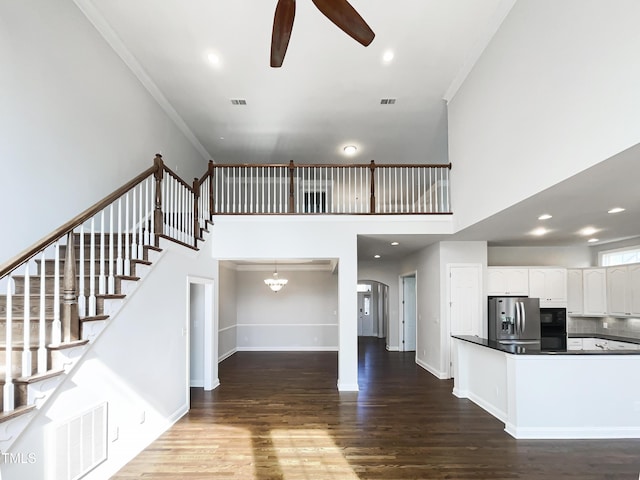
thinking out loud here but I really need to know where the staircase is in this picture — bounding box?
[0,154,214,451]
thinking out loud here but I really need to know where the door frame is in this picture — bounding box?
[398,271,418,352]
[445,263,483,379]
[186,276,218,401]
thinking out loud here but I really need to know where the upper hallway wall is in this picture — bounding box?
[0,0,207,263]
[448,0,640,232]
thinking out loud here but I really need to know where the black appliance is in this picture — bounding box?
[539,307,567,350]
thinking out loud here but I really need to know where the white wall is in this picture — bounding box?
[448,0,640,233]
[488,246,592,268]
[218,262,238,360]
[2,237,218,480]
[236,269,338,350]
[0,0,207,263]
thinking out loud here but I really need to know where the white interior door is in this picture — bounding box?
[358,292,374,336]
[448,264,482,378]
[402,275,417,352]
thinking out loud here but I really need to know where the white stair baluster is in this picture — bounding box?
[108,205,115,294]
[145,178,151,245]
[116,198,123,275]
[98,211,106,294]
[4,279,14,411]
[131,186,138,260]
[138,183,144,256]
[149,181,155,246]
[38,250,47,373]
[52,241,61,344]
[124,193,131,276]
[22,262,32,377]
[88,220,97,316]
[78,225,86,317]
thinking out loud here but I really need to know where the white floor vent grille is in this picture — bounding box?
[51,402,108,480]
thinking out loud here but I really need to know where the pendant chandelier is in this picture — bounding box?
[264,263,288,293]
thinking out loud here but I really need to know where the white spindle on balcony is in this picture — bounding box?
[138,183,144,258]
[131,186,138,261]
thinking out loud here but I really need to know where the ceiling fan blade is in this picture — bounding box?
[271,0,296,67]
[311,0,375,47]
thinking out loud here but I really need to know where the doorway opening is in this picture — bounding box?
[187,276,218,397]
[357,281,389,341]
[400,273,417,352]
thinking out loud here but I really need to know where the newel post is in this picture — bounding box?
[369,160,376,214]
[153,154,164,245]
[193,177,200,247]
[288,160,295,213]
[208,160,214,218]
[62,232,79,342]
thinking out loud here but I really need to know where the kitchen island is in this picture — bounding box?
[452,335,640,439]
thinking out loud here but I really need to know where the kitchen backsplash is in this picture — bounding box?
[568,317,640,340]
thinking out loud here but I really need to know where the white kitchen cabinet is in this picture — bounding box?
[607,266,629,316]
[487,268,529,296]
[567,338,583,350]
[606,263,640,317]
[567,269,584,315]
[582,338,608,350]
[528,268,567,307]
[582,268,608,316]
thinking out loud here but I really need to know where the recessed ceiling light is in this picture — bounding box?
[382,50,394,64]
[588,238,599,243]
[538,214,553,220]
[391,242,399,246]
[608,207,625,214]
[374,254,381,259]
[531,227,548,236]
[579,226,598,236]
[343,145,357,156]
[207,52,221,66]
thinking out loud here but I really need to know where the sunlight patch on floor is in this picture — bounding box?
[270,429,359,479]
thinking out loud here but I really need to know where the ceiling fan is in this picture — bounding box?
[270,0,375,67]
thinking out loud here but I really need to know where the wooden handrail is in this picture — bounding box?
[210,161,452,169]
[0,165,157,278]
[163,165,194,191]
[197,160,214,186]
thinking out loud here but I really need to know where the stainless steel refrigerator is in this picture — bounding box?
[488,297,541,344]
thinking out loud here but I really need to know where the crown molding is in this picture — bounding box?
[72,0,211,160]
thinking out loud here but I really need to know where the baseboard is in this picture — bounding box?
[189,380,204,388]
[415,358,447,379]
[504,424,640,440]
[218,348,237,362]
[337,381,359,392]
[465,392,507,424]
[386,345,399,351]
[236,346,339,352]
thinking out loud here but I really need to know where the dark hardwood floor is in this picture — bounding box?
[113,338,640,479]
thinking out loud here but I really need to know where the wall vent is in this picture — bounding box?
[51,402,108,480]
[230,99,247,105]
[380,98,396,105]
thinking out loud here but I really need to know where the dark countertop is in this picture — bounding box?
[452,335,640,355]
[568,333,640,345]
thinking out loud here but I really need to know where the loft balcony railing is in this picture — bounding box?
[211,161,452,215]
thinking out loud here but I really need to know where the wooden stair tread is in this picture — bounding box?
[157,234,199,251]
[0,405,36,424]
[95,294,126,299]
[47,339,89,351]
[81,315,109,323]
[14,369,65,385]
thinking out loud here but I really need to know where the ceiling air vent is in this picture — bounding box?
[380,98,396,105]
[230,99,247,105]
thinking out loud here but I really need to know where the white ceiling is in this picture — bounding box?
[78,0,640,261]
